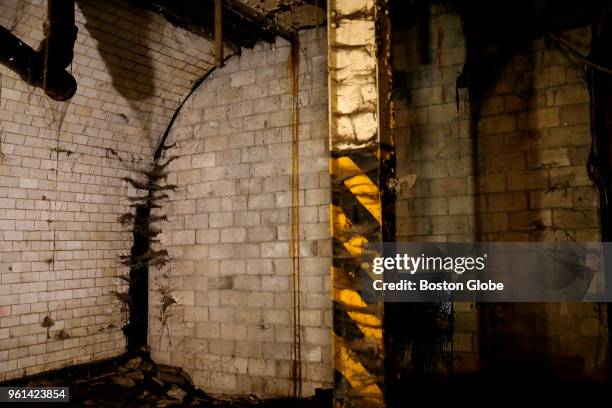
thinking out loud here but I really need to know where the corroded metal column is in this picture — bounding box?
[215,0,223,67]
[328,0,393,407]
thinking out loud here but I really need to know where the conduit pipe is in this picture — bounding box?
[0,0,77,101]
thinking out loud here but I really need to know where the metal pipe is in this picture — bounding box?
[0,0,77,101]
[0,25,44,87]
[41,0,78,100]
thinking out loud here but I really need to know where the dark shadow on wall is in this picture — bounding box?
[77,0,156,101]
[460,11,550,380]
[75,0,158,351]
[388,2,607,406]
[458,3,595,382]
[386,3,455,407]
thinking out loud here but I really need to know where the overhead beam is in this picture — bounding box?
[223,0,293,40]
[132,0,291,50]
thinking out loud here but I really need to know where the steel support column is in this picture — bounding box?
[328,1,393,407]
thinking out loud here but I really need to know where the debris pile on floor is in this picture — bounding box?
[21,355,332,407]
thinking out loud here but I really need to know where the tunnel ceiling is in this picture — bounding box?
[129,0,325,50]
[239,0,326,30]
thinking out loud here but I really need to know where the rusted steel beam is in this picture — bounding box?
[132,0,284,49]
[215,0,223,67]
[223,0,293,40]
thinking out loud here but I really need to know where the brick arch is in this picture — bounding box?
[150,29,333,397]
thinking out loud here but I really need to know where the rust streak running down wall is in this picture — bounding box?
[288,33,304,397]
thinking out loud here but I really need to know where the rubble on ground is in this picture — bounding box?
[22,354,332,407]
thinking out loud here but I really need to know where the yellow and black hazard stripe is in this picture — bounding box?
[331,146,385,408]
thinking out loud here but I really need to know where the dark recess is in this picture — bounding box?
[123,204,151,352]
